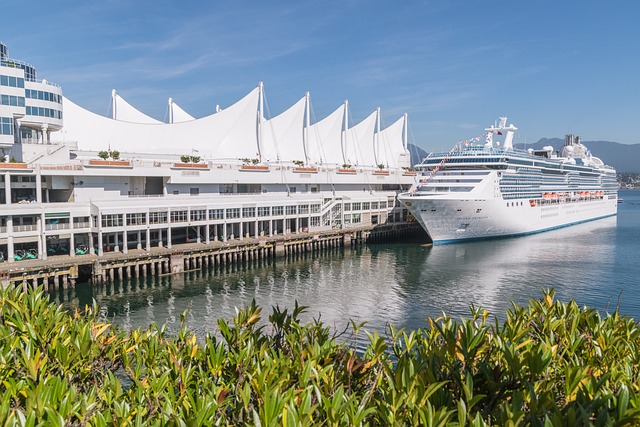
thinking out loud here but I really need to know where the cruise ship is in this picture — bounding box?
[398,117,618,243]
[0,42,414,264]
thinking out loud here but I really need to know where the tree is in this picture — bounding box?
[110,150,120,160]
[98,151,109,160]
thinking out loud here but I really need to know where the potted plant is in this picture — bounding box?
[402,166,417,176]
[292,159,318,173]
[373,163,390,175]
[240,158,269,171]
[89,148,131,167]
[338,163,357,174]
[173,155,208,169]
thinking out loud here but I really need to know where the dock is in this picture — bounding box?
[1,222,425,291]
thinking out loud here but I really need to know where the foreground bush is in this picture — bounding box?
[1,287,639,426]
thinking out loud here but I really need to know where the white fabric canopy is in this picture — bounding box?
[377,116,407,168]
[112,91,162,124]
[168,100,195,123]
[59,87,260,159]
[307,104,345,165]
[345,111,377,167]
[260,96,306,162]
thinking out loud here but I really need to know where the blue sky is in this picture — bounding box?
[3,1,639,152]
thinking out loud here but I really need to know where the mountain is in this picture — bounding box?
[515,139,640,172]
[407,143,428,167]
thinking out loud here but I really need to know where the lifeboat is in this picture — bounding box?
[529,200,536,207]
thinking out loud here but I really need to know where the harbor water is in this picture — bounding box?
[66,189,640,335]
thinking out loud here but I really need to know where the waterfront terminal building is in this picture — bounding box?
[0,42,414,264]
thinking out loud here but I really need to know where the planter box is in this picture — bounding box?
[402,171,417,176]
[373,170,390,175]
[87,159,132,168]
[172,162,209,170]
[0,163,29,169]
[293,167,318,173]
[337,169,357,174]
[240,165,270,172]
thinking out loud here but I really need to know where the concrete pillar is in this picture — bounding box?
[146,228,151,251]
[137,231,142,250]
[205,223,210,244]
[167,227,172,249]
[69,230,75,257]
[98,232,104,256]
[37,215,44,260]
[35,169,43,203]
[7,215,14,263]
[4,172,11,205]
[89,233,95,255]
[122,230,128,254]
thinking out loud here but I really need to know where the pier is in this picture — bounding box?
[0,222,425,290]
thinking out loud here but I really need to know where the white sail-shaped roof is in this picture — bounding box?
[112,91,162,124]
[345,111,377,167]
[307,104,345,165]
[60,87,260,159]
[168,99,195,123]
[261,96,306,162]
[377,116,408,168]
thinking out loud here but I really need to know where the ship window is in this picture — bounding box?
[430,209,436,212]
[456,208,462,212]
[476,209,482,213]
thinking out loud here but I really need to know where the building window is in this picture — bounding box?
[126,213,146,226]
[311,204,320,213]
[209,209,223,219]
[285,206,296,215]
[242,207,255,218]
[343,203,351,211]
[190,209,206,221]
[362,202,370,210]
[380,201,387,209]
[258,207,270,217]
[0,117,13,135]
[352,202,361,211]
[344,214,351,224]
[371,202,379,209]
[226,208,240,219]
[351,213,361,224]
[272,206,283,215]
[101,214,123,227]
[299,205,309,214]
[170,210,188,223]
[190,187,199,196]
[149,211,167,224]
[310,216,320,227]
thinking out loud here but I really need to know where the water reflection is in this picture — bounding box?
[69,193,639,336]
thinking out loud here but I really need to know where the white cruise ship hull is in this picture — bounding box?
[401,194,617,243]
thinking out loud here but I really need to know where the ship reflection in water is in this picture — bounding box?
[64,213,638,336]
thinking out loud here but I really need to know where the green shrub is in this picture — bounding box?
[1,287,639,425]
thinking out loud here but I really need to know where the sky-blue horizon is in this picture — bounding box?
[3,1,639,152]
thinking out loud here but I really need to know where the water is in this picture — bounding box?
[64,189,640,335]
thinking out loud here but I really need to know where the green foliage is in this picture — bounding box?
[1,287,640,425]
[180,155,191,163]
[110,150,120,160]
[97,150,109,160]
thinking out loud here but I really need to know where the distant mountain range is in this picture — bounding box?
[408,139,640,172]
